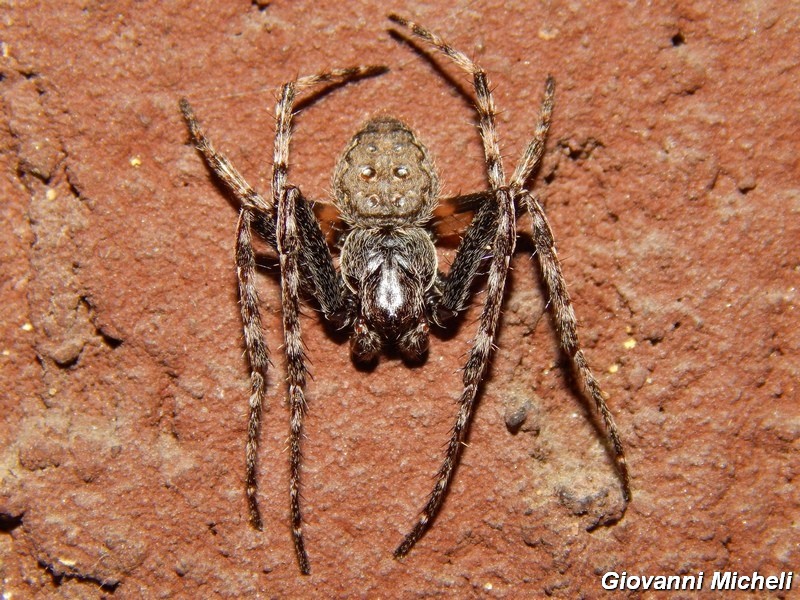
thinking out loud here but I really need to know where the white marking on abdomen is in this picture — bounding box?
[377,267,404,318]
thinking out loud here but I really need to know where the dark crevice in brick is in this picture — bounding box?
[0,512,23,533]
[39,560,120,593]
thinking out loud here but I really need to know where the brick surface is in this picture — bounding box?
[1,1,798,597]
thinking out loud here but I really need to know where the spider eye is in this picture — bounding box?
[393,166,409,179]
[360,166,376,180]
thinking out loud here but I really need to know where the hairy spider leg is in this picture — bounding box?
[388,14,629,559]
[181,65,387,574]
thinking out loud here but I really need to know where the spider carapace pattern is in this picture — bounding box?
[180,14,631,574]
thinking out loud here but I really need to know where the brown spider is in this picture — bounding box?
[180,14,630,574]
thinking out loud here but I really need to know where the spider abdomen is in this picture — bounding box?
[340,227,437,358]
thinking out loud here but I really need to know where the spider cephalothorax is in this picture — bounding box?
[180,14,630,575]
[334,116,439,226]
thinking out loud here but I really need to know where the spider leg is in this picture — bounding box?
[180,98,273,216]
[181,99,345,545]
[436,196,498,321]
[181,98,276,531]
[389,14,518,558]
[233,209,272,532]
[182,65,385,575]
[513,74,629,501]
[438,188,551,324]
[442,191,495,214]
[510,76,555,190]
[396,188,516,558]
[272,66,389,574]
[519,191,631,502]
[275,185,312,574]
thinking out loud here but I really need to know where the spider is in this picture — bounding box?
[180,14,630,574]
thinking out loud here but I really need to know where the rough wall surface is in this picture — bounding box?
[1,0,798,597]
